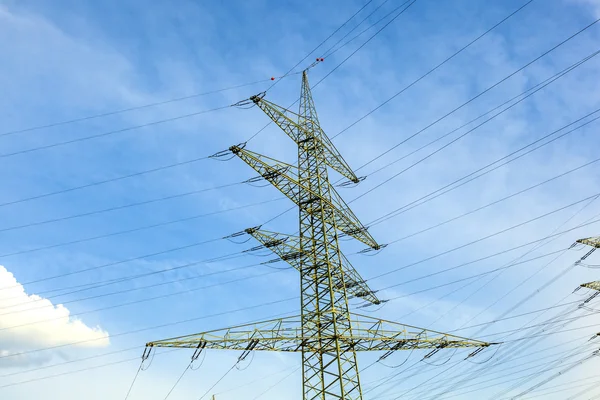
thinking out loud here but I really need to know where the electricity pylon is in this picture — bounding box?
[576,236,599,299]
[145,70,492,399]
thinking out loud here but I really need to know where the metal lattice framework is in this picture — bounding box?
[146,71,492,400]
[582,281,600,292]
[576,236,600,249]
[576,236,599,299]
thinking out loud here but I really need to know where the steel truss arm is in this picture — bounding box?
[250,95,359,184]
[577,236,600,248]
[581,281,600,292]
[245,228,381,305]
[230,145,379,249]
[146,314,492,353]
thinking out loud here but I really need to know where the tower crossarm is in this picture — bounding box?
[577,236,600,248]
[346,313,491,352]
[249,95,359,183]
[581,281,600,292]
[146,317,304,352]
[245,228,381,304]
[146,314,491,353]
[230,145,379,248]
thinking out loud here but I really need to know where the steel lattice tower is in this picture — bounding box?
[577,236,600,293]
[145,71,492,400]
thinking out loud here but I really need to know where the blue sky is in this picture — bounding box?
[1,0,600,398]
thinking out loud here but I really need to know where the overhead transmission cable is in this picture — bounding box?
[331,0,534,141]
[244,0,417,143]
[349,14,600,172]
[1,180,594,322]
[350,66,600,205]
[261,19,600,229]
[3,187,599,331]
[361,47,600,179]
[3,205,598,350]
[3,182,597,323]
[367,106,600,228]
[0,197,283,259]
[4,300,586,387]
[0,0,375,139]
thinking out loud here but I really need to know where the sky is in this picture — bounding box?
[1,0,600,399]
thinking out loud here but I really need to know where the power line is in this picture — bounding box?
[252,366,301,399]
[0,155,213,208]
[5,184,593,316]
[0,301,298,362]
[3,141,590,303]
[311,0,417,89]
[0,268,284,333]
[362,47,600,179]
[377,156,600,246]
[320,0,391,59]
[368,107,600,228]
[197,364,237,400]
[369,193,600,282]
[5,188,597,326]
[2,198,597,370]
[2,236,235,289]
[0,0,532,227]
[5,300,585,388]
[0,260,288,316]
[0,104,232,160]
[331,0,534,140]
[261,16,599,230]
[0,0,376,140]
[264,0,376,93]
[0,80,271,139]
[350,67,600,205]
[0,197,283,259]
[243,0,417,144]
[351,14,600,172]
[0,180,243,234]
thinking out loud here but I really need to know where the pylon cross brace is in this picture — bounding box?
[146,71,491,400]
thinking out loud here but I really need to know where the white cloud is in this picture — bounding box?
[0,265,109,368]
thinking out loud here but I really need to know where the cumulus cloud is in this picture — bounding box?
[0,265,109,368]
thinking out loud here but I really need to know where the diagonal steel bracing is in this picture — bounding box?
[146,71,491,399]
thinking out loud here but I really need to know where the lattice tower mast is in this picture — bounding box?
[577,236,600,292]
[145,70,492,400]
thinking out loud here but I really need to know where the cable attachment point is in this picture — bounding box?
[244,226,262,235]
[244,237,288,253]
[141,345,153,361]
[358,243,388,254]
[337,176,366,188]
[423,343,448,359]
[238,339,260,362]
[233,92,265,108]
[140,344,155,370]
[228,142,247,155]
[223,226,258,239]
[211,143,246,161]
[191,341,207,361]
[466,347,486,359]
[262,258,283,265]
[249,92,266,104]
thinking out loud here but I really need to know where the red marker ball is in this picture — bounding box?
[320,58,324,61]
[271,77,275,80]
[316,58,320,61]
